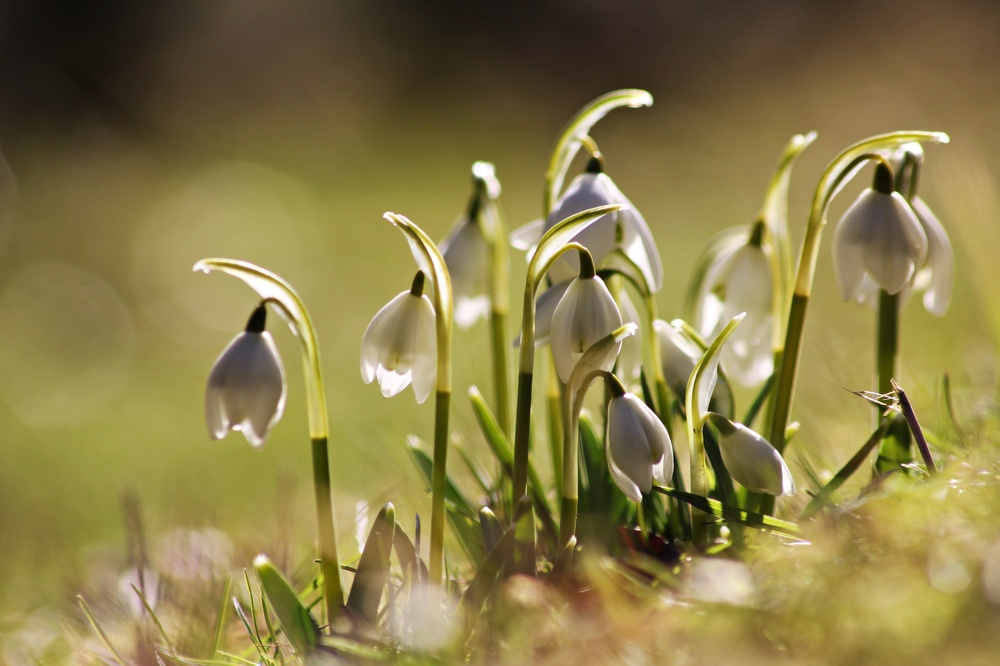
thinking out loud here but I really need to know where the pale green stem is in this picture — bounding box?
[485,195,512,436]
[265,298,344,625]
[874,289,908,473]
[548,359,564,502]
[429,390,451,588]
[512,242,589,505]
[382,213,454,589]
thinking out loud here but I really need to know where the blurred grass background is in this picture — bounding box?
[1,0,999,620]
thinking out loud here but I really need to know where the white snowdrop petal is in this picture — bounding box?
[205,330,287,447]
[607,397,654,498]
[361,290,438,402]
[654,320,700,398]
[606,435,643,502]
[911,196,953,316]
[550,276,622,382]
[718,421,795,496]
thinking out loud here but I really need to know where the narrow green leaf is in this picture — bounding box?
[77,595,128,666]
[512,500,537,576]
[469,386,558,547]
[254,555,320,657]
[406,439,476,518]
[654,486,803,539]
[459,497,530,620]
[347,503,396,625]
[480,506,505,554]
[800,421,888,519]
[232,597,267,659]
[210,577,232,658]
[129,583,175,656]
[391,524,429,585]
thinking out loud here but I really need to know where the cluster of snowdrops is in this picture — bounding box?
[192,90,952,661]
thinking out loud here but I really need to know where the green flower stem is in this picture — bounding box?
[383,213,454,589]
[193,259,344,625]
[310,436,344,624]
[874,289,910,472]
[877,290,900,397]
[765,132,948,463]
[511,205,621,505]
[686,314,745,548]
[490,310,511,435]
[430,390,451,587]
[480,172,512,436]
[547,360,564,502]
[559,327,637,550]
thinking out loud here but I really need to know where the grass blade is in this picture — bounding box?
[654,486,802,539]
[254,555,320,657]
[77,595,128,666]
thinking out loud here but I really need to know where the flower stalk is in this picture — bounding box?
[765,131,949,463]
[511,204,623,506]
[382,213,453,590]
[194,259,344,626]
[686,313,745,547]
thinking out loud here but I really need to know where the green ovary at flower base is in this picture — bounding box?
[205,303,287,448]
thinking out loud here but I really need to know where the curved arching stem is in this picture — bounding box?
[194,258,344,626]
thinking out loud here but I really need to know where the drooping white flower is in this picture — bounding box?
[205,304,287,448]
[606,390,673,502]
[707,413,794,496]
[511,163,663,292]
[655,319,700,399]
[833,163,928,301]
[614,289,644,385]
[550,259,623,383]
[440,213,490,329]
[360,272,437,403]
[654,319,734,416]
[695,236,774,387]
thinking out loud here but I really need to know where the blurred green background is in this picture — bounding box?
[1,0,999,618]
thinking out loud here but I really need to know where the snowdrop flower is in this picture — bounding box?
[655,319,700,399]
[654,319,734,416]
[606,381,673,502]
[205,303,287,448]
[440,213,489,329]
[833,162,928,301]
[695,228,774,386]
[511,158,663,292]
[706,413,794,496]
[550,252,623,382]
[361,271,437,403]
[440,163,502,329]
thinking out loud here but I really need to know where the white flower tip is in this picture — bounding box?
[253,554,270,567]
